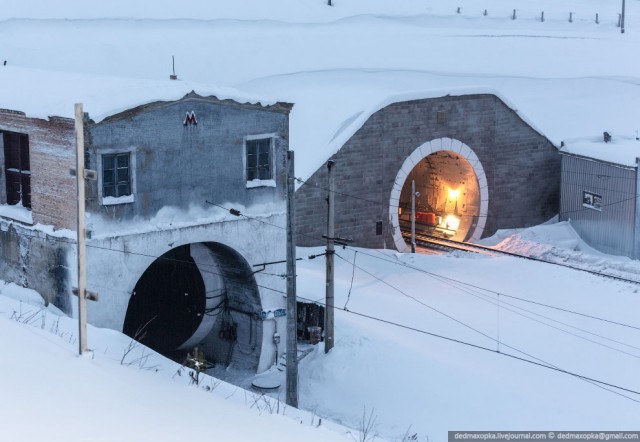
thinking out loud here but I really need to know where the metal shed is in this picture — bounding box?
[559,152,638,259]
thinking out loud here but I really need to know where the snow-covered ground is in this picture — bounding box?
[295,222,640,438]
[3,222,640,440]
[0,285,352,442]
[3,1,640,440]
[481,220,640,280]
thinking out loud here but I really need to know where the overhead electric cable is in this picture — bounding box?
[442,278,640,358]
[355,247,640,331]
[296,295,640,404]
[334,252,640,403]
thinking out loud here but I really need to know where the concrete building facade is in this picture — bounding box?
[0,93,293,374]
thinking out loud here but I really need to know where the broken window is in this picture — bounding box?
[2,131,31,209]
[102,152,131,198]
[246,138,272,181]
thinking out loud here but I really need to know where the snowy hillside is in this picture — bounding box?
[0,286,352,442]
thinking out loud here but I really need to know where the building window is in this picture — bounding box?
[2,131,31,209]
[246,137,273,182]
[582,190,602,211]
[102,153,131,198]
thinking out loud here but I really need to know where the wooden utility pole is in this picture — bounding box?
[411,180,416,253]
[75,103,88,355]
[285,150,298,408]
[325,160,335,354]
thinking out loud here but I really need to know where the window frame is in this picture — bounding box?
[2,130,31,210]
[243,133,277,188]
[97,147,136,206]
[582,190,602,212]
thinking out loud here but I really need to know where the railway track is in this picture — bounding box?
[403,231,640,285]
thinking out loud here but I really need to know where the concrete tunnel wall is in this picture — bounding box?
[84,214,286,373]
[295,94,560,249]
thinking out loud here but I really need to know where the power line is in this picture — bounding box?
[355,247,640,331]
[205,199,325,243]
[439,277,640,358]
[91,225,640,387]
[77,217,638,360]
[296,173,640,222]
[296,295,640,403]
[333,251,604,379]
[8,217,640,403]
[91,227,640,362]
[334,249,640,399]
[442,275,640,334]
[9,211,639,339]
[343,250,357,310]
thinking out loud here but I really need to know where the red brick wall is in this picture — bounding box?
[0,110,76,230]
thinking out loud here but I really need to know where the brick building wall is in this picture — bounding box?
[295,94,560,249]
[0,109,76,230]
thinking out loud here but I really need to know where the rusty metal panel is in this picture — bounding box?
[560,154,636,257]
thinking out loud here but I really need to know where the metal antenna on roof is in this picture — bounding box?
[170,55,178,80]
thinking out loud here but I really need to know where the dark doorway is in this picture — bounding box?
[2,131,31,208]
[297,301,325,342]
[123,245,206,354]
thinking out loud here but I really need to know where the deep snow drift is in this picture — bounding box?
[0,285,352,442]
[3,222,640,441]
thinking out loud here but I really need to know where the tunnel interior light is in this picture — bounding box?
[444,214,460,231]
[448,188,460,200]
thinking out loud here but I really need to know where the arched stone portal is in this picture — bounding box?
[389,138,489,252]
[123,242,263,371]
[295,94,560,251]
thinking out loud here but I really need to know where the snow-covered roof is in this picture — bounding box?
[0,66,284,123]
[291,86,553,184]
[560,136,640,167]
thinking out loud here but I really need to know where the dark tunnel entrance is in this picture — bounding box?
[123,242,263,373]
[123,245,205,354]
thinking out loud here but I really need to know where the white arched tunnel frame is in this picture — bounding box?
[389,137,489,252]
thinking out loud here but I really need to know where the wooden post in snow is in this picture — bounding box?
[75,103,88,355]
